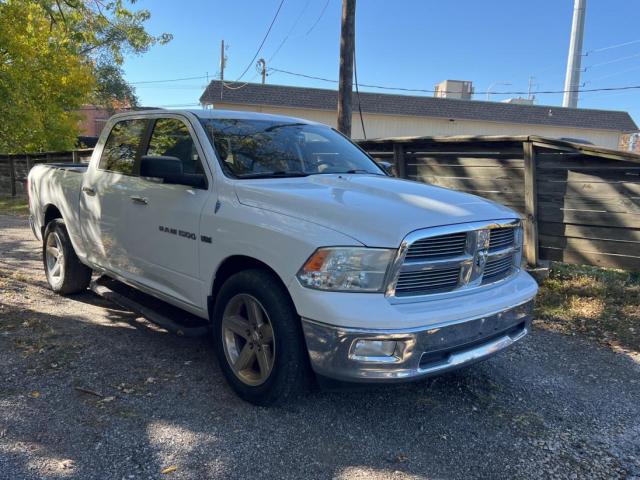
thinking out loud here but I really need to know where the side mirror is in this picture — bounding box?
[377,160,395,176]
[141,155,183,178]
[140,155,206,189]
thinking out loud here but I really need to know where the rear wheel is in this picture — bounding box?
[212,269,309,406]
[43,219,92,295]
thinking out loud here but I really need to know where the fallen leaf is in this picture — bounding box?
[161,465,178,474]
[29,391,40,398]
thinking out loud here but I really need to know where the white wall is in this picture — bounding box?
[212,102,623,149]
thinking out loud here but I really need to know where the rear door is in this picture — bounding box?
[122,115,212,309]
[80,118,147,275]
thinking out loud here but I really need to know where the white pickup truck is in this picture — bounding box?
[28,110,538,405]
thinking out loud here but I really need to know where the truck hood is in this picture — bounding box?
[234,174,518,247]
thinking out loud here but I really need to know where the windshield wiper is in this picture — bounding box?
[237,170,309,179]
[311,169,383,175]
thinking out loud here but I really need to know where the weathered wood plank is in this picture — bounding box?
[539,222,640,243]
[539,234,640,257]
[393,144,406,179]
[540,246,640,271]
[538,168,640,183]
[537,155,640,171]
[411,175,524,193]
[412,163,524,180]
[523,142,539,267]
[8,157,16,196]
[538,208,640,228]
[537,196,640,214]
[410,157,524,168]
[539,180,640,196]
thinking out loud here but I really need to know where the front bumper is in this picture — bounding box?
[301,299,533,382]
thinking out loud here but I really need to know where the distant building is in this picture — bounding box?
[434,79,474,100]
[199,81,638,149]
[76,104,130,138]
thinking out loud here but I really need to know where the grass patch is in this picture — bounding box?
[536,262,640,353]
[0,196,28,215]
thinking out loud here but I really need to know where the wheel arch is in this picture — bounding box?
[209,255,295,320]
[42,204,63,237]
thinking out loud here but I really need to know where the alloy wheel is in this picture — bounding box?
[221,294,275,386]
[45,232,64,284]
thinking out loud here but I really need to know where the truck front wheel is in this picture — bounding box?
[43,219,92,295]
[212,269,310,406]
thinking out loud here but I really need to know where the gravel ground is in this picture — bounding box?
[0,213,639,480]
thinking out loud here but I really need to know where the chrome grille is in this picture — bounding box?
[405,232,467,261]
[395,266,461,296]
[489,228,515,251]
[387,220,522,299]
[482,255,514,283]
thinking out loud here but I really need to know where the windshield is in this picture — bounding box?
[199,118,385,178]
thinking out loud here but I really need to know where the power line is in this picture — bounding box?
[268,0,311,63]
[306,0,330,35]
[584,65,640,85]
[585,52,640,70]
[235,0,286,82]
[585,39,640,55]
[268,67,640,96]
[130,75,209,85]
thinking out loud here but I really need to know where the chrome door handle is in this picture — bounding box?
[130,195,148,205]
[82,186,96,196]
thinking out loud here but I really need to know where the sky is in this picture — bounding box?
[123,0,640,124]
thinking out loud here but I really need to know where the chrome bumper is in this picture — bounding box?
[301,299,533,382]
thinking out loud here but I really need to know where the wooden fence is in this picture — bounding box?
[359,135,640,272]
[3,136,639,271]
[0,149,93,196]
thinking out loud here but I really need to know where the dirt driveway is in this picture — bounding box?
[1,214,639,480]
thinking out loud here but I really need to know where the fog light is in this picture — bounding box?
[352,339,397,358]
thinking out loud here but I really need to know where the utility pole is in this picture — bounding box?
[220,39,226,99]
[337,0,356,137]
[220,39,226,82]
[257,58,267,84]
[562,0,587,108]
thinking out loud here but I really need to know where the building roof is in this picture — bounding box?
[200,81,638,132]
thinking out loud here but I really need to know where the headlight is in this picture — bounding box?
[297,247,395,292]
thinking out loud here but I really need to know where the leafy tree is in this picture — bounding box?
[0,0,171,153]
[93,63,139,111]
[37,0,172,108]
[0,0,94,152]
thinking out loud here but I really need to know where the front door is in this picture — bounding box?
[123,116,212,309]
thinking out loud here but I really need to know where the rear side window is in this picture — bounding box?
[99,119,147,174]
[146,118,204,174]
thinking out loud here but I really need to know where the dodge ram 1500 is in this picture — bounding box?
[28,110,538,405]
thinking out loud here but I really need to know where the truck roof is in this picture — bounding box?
[113,108,320,125]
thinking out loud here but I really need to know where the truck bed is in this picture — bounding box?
[42,163,88,172]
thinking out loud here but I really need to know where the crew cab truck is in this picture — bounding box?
[28,110,538,406]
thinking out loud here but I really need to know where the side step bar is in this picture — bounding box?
[89,275,210,338]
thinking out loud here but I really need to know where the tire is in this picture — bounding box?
[43,219,92,295]
[212,269,310,406]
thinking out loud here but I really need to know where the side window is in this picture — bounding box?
[146,119,204,175]
[99,119,146,174]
